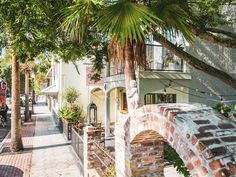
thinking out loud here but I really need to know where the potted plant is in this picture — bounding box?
[59,104,83,140]
[163,52,180,70]
[58,87,83,140]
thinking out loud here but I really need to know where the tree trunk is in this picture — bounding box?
[124,40,136,111]
[11,55,23,152]
[24,70,30,122]
[205,27,236,39]
[153,33,236,90]
[191,28,236,48]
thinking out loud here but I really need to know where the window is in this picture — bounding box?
[121,92,128,112]
[144,93,176,105]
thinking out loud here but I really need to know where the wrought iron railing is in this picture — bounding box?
[145,44,184,72]
[92,139,116,177]
[71,128,84,167]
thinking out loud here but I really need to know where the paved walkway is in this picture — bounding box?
[0,103,82,177]
[0,113,35,177]
[30,104,82,177]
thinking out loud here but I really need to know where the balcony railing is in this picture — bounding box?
[107,44,185,77]
[145,44,184,72]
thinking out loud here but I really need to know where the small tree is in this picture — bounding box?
[63,87,80,105]
[59,87,83,123]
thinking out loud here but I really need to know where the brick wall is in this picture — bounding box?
[115,103,236,177]
[83,126,103,177]
[129,130,164,177]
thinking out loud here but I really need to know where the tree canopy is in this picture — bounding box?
[60,0,236,89]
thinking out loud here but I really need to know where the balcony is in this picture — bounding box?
[144,44,185,72]
[104,44,190,86]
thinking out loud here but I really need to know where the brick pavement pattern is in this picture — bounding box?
[0,116,35,177]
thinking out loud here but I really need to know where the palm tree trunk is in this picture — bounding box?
[24,70,30,122]
[153,33,236,90]
[11,55,23,152]
[124,40,136,110]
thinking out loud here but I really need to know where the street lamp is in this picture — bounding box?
[31,70,35,114]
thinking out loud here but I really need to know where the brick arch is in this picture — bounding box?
[115,103,236,177]
[129,130,164,176]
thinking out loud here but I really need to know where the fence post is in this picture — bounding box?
[83,126,102,176]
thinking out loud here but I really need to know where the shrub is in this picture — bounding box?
[63,87,79,104]
[214,103,231,118]
[58,104,83,123]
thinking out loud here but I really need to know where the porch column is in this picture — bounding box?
[105,91,110,138]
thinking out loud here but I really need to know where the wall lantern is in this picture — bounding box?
[87,102,97,124]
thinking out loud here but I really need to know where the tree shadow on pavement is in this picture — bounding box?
[0,165,23,177]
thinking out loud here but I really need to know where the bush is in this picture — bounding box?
[58,104,83,123]
[214,103,231,118]
[63,87,79,104]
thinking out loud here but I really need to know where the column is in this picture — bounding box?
[105,91,110,138]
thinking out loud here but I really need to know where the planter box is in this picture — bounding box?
[62,119,74,140]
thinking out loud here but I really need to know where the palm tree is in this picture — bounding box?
[21,62,32,122]
[60,0,236,108]
[11,54,23,151]
[60,0,159,111]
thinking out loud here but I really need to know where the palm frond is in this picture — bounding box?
[95,0,161,45]
[59,0,103,42]
[151,1,194,41]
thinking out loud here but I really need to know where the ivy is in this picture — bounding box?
[164,144,191,177]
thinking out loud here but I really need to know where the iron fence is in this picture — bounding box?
[92,139,116,177]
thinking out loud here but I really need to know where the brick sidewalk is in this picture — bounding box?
[0,117,36,177]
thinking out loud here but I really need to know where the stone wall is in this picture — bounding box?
[115,103,236,177]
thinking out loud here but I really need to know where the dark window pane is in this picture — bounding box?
[144,93,176,105]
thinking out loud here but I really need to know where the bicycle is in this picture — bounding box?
[0,115,6,127]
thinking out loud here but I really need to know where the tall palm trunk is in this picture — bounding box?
[24,70,30,122]
[124,40,136,111]
[11,55,23,152]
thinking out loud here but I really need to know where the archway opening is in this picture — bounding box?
[129,130,164,177]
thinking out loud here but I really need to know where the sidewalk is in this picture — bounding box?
[31,104,82,177]
[0,112,35,177]
[0,103,82,177]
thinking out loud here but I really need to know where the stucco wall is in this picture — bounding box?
[186,6,236,107]
[187,37,236,107]
[59,60,89,117]
[138,78,189,106]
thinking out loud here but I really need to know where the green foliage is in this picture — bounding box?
[214,103,232,118]
[59,0,103,43]
[150,0,194,41]
[58,104,83,122]
[105,164,116,177]
[0,0,65,61]
[0,60,11,88]
[63,87,80,104]
[95,1,160,45]
[164,145,190,177]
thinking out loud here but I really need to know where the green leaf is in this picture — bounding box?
[95,0,161,45]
